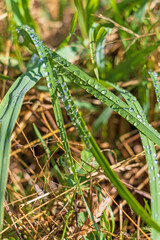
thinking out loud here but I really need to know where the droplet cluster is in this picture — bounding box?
[47,52,160,145]
[149,71,160,108]
[17,25,55,94]
[17,25,73,162]
[55,74,91,149]
[141,133,160,211]
[108,81,160,205]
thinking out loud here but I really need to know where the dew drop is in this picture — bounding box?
[152,176,156,181]
[117,109,123,115]
[136,114,141,119]
[71,116,75,121]
[76,70,80,76]
[94,93,100,98]
[18,35,24,43]
[95,84,100,90]
[66,62,71,67]
[101,90,107,95]
[61,96,67,102]
[133,122,139,127]
[126,115,133,121]
[47,82,52,88]
[65,105,70,110]
[88,79,95,85]
[155,213,159,218]
[147,150,152,154]
[44,72,49,76]
[154,72,158,77]
[129,108,134,113]
[87,87,93,93]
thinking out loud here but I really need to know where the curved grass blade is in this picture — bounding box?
[149,71,160,109]
[89,23,100,79]
[0,62,43,232]
[58,8,77,49]
[95,26,112,75]
[17,25,73,169]
[86,0,99,32]
[46,49,160,147]
[5,0,36,29]
[104,80,160,239]
[74,0,87,39]
[51,72,160,234]
[0,74,14,82]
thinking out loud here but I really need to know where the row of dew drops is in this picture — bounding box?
[17,26,55,92]
[50,52,160,142]
[18,25,73,159]
[149,71,160,108]
[54,72,91,149]
[51,54,160,195]
[46,48,160,135]
[51,53,160,215]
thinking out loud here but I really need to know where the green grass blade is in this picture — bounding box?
[110,0,123,24]
[95,26,112,76]
[59,0,67,20]
[51,70,160,233]
[89,23,100,79]
[74,0,88,39]
[0,74,14,82]
[107,45,158,82]
[21,0,36,29]
[61,188,77,239]
[86,0,99,31]
[141,135,160,239]
[45,49,160,146]
[149,71,160,109]
[92,107,112,134]
[5,0,36,28]
[104,80,160,238]
[58,8,77,49]
[0,62,43,232]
